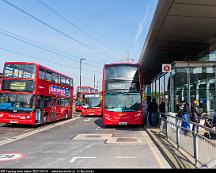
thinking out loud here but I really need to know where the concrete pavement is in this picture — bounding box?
[0,114,171,169]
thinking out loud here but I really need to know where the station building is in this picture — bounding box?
[139,0,216,115]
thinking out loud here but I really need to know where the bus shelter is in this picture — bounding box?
[145,61,216,116]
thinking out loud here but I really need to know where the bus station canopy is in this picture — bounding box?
[139,0,216,84]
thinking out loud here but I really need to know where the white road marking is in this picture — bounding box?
[84,118,91,122]
[0,153,25,161]
[70,157,96,163]
[115,157,137,159]
[0,117,80,146]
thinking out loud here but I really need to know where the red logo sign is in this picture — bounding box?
[162,64,171,72]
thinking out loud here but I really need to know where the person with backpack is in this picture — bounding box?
[181,102,190,135]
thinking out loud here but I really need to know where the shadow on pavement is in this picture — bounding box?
[94,118,144,130]
[146,128,197,169]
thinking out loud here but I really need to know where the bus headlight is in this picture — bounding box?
[0,114,3,118]
[105,114,110,117]
[135,113,141,117]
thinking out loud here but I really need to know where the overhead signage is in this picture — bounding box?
[162,64,171,73]
[50,85,70,97]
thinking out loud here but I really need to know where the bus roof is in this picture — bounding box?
[104,62,139,67]
[77,86,95,89]
[4,62,73,80]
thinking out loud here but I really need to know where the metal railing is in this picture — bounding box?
[160,113,216,168]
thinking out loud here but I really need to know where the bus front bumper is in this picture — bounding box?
[103,112,143,125]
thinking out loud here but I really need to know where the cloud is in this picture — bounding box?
[134,5,150,45]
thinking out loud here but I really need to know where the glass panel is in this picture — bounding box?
[44,97,51,108]
[173,68,188,113]
[0,94,34,112]
[58,98,70,106]
[65,78,70,85]
[160,76,165,100]
[104,92,141,112]
[4,64,35,79]
[190,66,215,115]
[70,79,73,86]
[39,68,45,80]
[52,73,59,83]
[164,73,171,112]
[152,81,155,99]
[83,94,101,108]
[60,76,65,84]
[46,71,52,82]
[105,64,139,80]
[156,79,160,104]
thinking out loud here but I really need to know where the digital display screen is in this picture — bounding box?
[84,94,100,98]
[10,82,26,90]
[50,85,70,97]
[107,82,137,91]
[2,80,34,92]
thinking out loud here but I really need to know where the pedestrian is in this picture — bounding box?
[191,100,201,134]
[212,111,216,130]
[159,98,166,120]
[146,100,153,126]
[181,103,190,135]
[151,98,159,127]
[159,98,166,133]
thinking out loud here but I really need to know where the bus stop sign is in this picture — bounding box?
[162,64,171,73]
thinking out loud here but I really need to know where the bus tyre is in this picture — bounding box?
[65,112,68,119]
[43,114,48,125]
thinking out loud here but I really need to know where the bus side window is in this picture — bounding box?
[39,68,45,80]
[61,76,65,84]
[70,79,73,87]
[44,97,51,108]
[65,78,70,85]
[52,99,56,106]
[52,73,59,83]
[36,96,43,108]
[46,71,52,82]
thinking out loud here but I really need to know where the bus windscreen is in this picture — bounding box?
[105,65,139,80]
[104,92,141,112]
[4,64,36,79]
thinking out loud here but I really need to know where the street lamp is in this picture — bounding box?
[80,58,85,89]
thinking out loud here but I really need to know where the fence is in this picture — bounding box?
[160,113,216,168]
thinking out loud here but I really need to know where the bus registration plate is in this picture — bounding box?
[10,120,18,124]
[119,122,127,125]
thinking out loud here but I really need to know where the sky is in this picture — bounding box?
[0,0,158,91]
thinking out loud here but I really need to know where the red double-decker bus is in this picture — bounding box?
[75,86,97,112]
[81,92,102,116]
[102,63,143,126]
[0,62,73,125]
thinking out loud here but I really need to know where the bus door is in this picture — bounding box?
[51,98,57,121]
[36,95,44,124]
